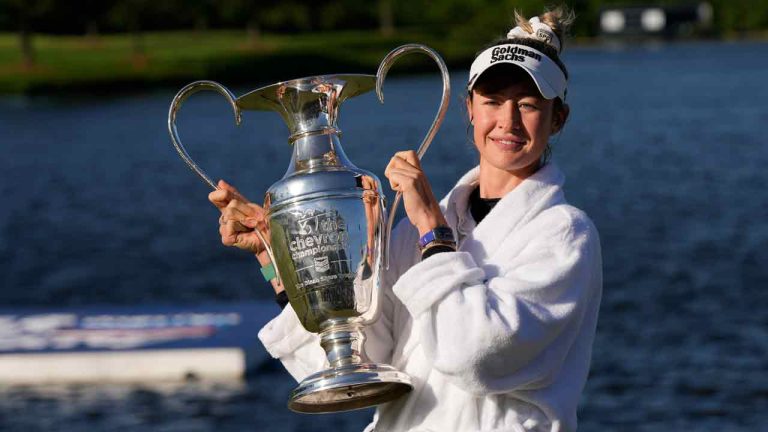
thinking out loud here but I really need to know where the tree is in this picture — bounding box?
[184,0,216,33]
[0,0,53,68]
[80,0,118,43]
[379,0,394,36]
[218,0,280,43]
[108,0,155,61]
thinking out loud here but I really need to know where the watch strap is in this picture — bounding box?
[421,243,457,260]
[418,226,456,249]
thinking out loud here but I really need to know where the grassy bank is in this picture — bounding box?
[0,30,479,95]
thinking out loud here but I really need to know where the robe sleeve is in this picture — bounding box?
[360,219,419,365]
[392,207,602,395]
[257,303,325,382]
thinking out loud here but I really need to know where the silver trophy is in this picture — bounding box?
[167,44,450,413]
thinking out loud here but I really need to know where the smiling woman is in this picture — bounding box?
[467,64,569,194]
[210,5,603,432]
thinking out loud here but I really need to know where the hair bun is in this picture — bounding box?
[514,6,575,54]
[508,17,562,53]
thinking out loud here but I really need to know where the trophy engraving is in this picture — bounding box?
[168,44,450,413]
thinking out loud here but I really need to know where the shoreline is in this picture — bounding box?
[1,30,766,96]
[0,30,478,96]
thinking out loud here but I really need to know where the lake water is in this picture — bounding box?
[1,40,767,431]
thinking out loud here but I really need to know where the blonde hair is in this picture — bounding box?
[513,5,575,53]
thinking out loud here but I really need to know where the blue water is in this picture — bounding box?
[1,40,767,431]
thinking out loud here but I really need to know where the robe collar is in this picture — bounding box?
[440,162,566,260]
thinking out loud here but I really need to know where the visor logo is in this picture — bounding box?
[490,45,542,64]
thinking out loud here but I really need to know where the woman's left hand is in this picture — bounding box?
[385,150,447,236]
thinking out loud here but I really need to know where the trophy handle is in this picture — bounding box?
[375,44,451,269]
[168,80,242,190]
[168,80,282,285]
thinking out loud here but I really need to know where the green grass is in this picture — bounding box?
[0,30,478,94]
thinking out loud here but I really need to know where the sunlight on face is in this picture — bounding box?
[467,75,556,179]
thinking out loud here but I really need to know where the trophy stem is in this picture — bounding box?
[288,318,412,413]
[320,320,364,368]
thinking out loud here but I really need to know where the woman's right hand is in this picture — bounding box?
[208,179,269,254]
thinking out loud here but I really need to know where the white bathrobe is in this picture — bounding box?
[258,163,602,432]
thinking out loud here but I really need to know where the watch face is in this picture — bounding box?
[434,226,455,241]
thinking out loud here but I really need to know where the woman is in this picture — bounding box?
[210,6,602,432]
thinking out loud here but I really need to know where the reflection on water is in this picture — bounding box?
[1,40,768,431]
[0,378,373,431]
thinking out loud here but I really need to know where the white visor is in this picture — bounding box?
[467,44,567,100]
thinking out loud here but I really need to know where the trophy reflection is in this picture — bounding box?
[168,44,450,413]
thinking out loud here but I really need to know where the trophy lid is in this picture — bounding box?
[236,74,376,142]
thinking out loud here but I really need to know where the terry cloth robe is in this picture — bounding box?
[258,163,603,432]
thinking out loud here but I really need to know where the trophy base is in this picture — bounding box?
[288,362,412,413]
